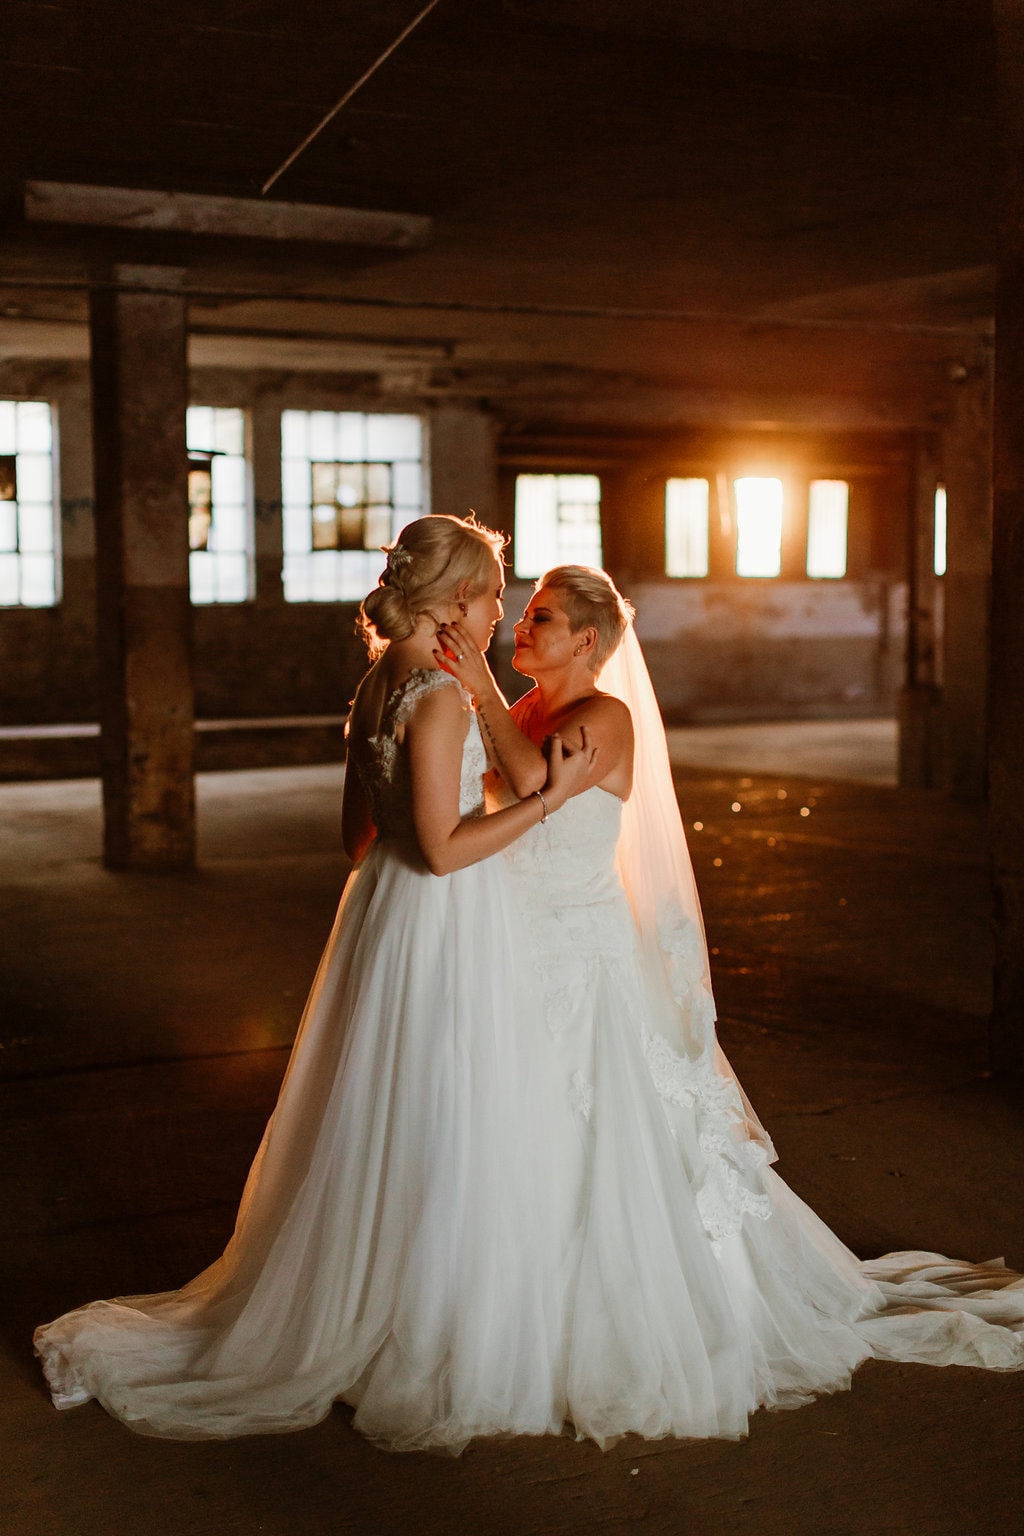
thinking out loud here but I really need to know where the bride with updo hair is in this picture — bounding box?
[35,514,596,1449]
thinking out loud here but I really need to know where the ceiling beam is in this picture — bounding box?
[22,182,431,250]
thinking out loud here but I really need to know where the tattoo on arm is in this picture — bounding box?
[475,700,509,774]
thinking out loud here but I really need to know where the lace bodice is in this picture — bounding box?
[501,782,773,1244]
[502,784,625,907]
[356,669,486,841]
[501,785,637,972]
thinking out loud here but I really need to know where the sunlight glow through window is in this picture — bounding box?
[934,485,947,577]
[734,477,783,577]
[806,480,849,579]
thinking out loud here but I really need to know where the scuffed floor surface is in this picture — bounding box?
[1,758,1021,1536]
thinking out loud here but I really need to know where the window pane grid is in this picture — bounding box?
[0,400,58,607]
[186,407,253,604]
[281,411,424,602]
[665,478,710,577]
[513,474,602,578]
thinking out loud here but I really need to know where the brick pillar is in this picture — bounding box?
[941,359,992,801]
[90,264,195,870]
[992,0,1024,1077]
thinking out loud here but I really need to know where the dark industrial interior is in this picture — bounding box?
[1,2,1022,1531]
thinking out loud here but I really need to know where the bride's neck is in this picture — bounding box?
[385,617,443,675]
[531,669,599,726]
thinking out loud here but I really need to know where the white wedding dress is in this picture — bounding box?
[35,665,1024,1450]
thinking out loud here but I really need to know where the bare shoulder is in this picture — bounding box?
[569,691,633,742]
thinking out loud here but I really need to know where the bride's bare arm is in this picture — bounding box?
[407,685,595,876]
[434,623,547,795]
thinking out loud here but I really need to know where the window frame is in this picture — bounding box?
[512,471,603,579]
[0,398,61,609]
[281,409,425,604]
[185,405,254,606]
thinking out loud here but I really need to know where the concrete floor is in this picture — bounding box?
[1,744,1022,1536]
[665,718,898,785]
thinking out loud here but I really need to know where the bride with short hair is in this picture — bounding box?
[35,523,1024,1452]
[439,561,1024,1445]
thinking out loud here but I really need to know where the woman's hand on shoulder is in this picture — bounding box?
[541,728,599,812]
[558,694,634,799]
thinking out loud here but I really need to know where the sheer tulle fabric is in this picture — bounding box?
[35,664,1024,1451]
[36,836,569,1447]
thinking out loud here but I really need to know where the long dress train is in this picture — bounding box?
[35,664,1024,1450]
[499,781,1024,1447]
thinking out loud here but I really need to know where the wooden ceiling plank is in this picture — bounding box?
[22,183,431,249]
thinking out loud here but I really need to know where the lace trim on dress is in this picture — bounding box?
[366,667,466,782]
[569,1071,594,1124]
[656,900,717,1032]
[358,668,486,834]
[640,1026,773,1243]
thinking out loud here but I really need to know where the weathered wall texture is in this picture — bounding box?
[495,579,905,723]
[1,358,909,742]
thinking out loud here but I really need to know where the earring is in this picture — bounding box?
[573,644,583,656]
[458,602,468,616]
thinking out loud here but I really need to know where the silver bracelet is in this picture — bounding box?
[532,788,549,823]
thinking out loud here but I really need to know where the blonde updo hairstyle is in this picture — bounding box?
[537,564,635,673]
[359,513,505,657]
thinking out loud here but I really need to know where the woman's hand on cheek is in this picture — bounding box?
[434,624,493,696]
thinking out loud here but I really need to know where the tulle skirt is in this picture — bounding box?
[35,840,571,1449]
[35,842,1024,1451]
[514,921,1024,1449]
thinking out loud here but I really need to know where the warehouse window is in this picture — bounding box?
[806,480,849,579]
[734,477,783,578]
[665,478,710,577]
[513,474,602,577]
[281,411,424,602]
[186,407,252,604]
[0,400,58,607]
[934,485,947,577]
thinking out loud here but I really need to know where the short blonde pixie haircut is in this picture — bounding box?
[537,564,635,672]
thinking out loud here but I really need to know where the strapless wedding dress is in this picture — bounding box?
[499,783,1024,1444]
[35,671,1024,1450]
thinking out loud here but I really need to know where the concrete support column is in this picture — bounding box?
[91,264,195,870]
[898,433,944,789]
[427,404,500,532]
[992,0,1024,1078]
[250,395,284,604]
[941,361,992,801]
[780,469,809,581]
[708,473,735,579]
